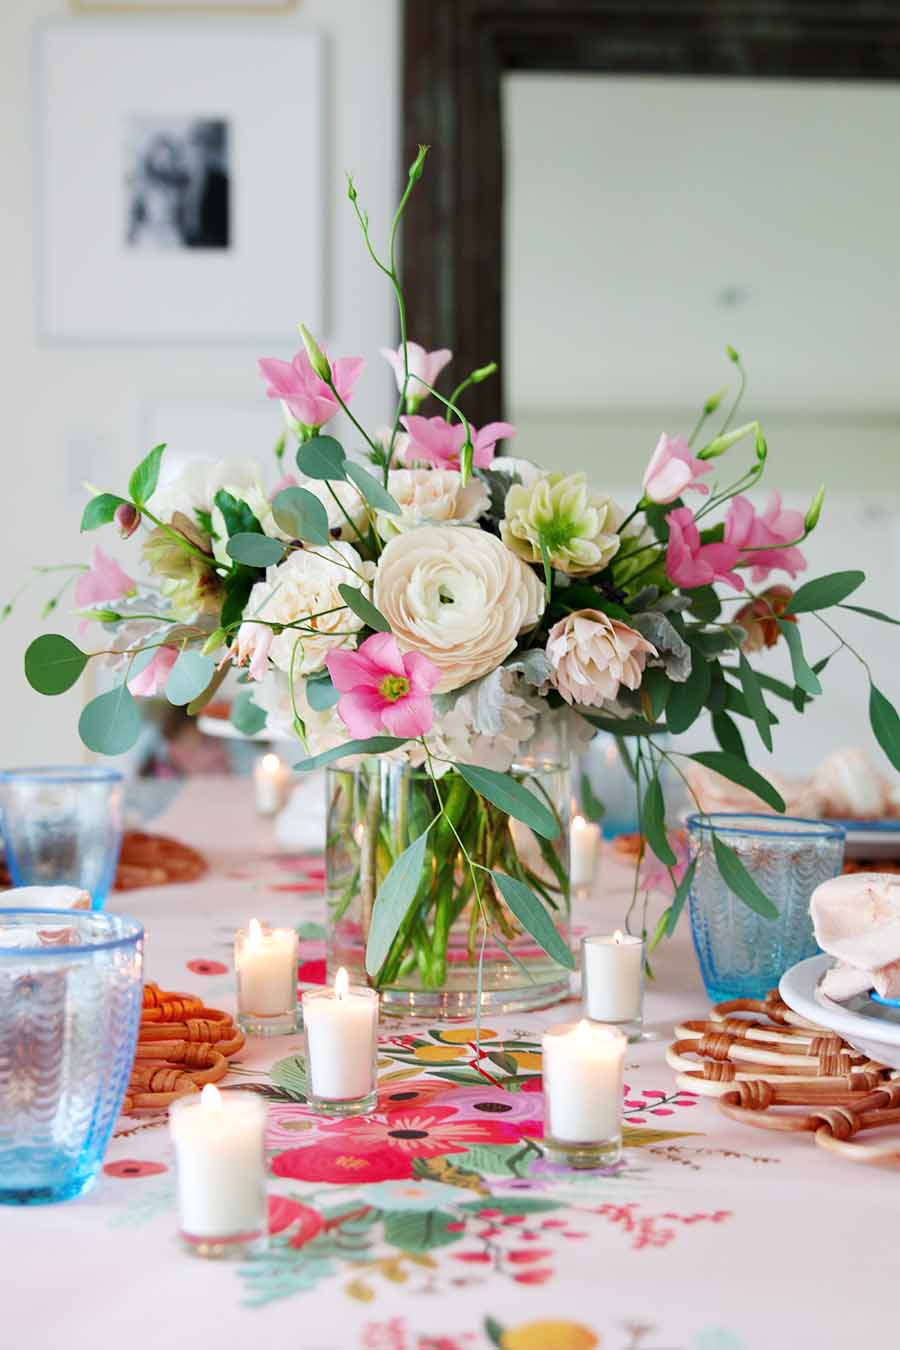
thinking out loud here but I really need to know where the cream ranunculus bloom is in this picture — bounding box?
[373,525,545,693]
[545,609,657,708]
[500,471,624,576]
[375,468,489,540]
[236,542,375,678]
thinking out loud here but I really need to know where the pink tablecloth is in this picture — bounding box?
[4,778,892,1350]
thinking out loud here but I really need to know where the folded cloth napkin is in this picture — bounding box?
[0,885,92,911]
[811,871,900,1000]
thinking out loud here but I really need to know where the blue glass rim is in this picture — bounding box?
[0,765,124,785]
[686,812,846,842]
[0,909,143,958]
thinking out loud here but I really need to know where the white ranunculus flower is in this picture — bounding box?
[235,543,375,678]
[375,468,489,540]
[373,525,545,694]
[150,457,264,527]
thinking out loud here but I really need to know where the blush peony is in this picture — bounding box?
[373,525,545,693]
[545,610,657,708]
[375,468,489,540]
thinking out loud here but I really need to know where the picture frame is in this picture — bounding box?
[36,21,323,342]
[71,2,298,13]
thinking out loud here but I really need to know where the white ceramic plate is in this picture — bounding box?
[829,819,900,860]
[779,954,900,1069]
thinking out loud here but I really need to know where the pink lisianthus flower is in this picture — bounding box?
[258,348,364,430]
[726,492,807,584]
[665,507,744,591]
[325,632,440,739]
[381,342,452,407]
[399,415,515,470]
[127,646,178,698]
[269,472,298,500]
[642,433,712,505]
[74,546,135,611]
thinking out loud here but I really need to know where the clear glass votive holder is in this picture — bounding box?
[169,1087,268,1259]
[302,980,378,1116]
[542,1019,626,1169]
[581,933,645,1041]
[234,922,298,1037]
[0,908,143,1205]
[0,766,124,910]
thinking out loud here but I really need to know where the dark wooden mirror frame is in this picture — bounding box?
[402,0,900,427]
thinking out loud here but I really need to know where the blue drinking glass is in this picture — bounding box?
[0,908,144,1204]
[686,813,845,1002]
[0,767,124,909]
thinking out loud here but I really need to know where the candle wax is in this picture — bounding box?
[582,933,643,1022]
[542,1020,625,1143]
[169,1091,267,1239]
[303,984,378,1101]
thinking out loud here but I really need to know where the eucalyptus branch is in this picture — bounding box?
[813,613,872,678]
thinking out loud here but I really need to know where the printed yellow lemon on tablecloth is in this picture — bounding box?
[437,1027,498,1044]
[501,1321,598,1350]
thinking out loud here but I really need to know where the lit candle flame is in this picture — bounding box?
[575,1018,593,1043]
[613,929,623,944]
[335,966,349,1000]
[201,1082,222,1110]
[573,814,586,829]
[248,917,263,945]
[261,752,281,774]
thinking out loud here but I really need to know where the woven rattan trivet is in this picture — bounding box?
[122,982,245,1114]
[666,990,900,1164]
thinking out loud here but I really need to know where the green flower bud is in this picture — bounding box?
[298,324,331,382]
[702,386,728,416]
[470,362,498,384]
[697,421,757,461]
[726,344,740,364]
[408,144,429,183]
[346,174,358,203]
[804,483,826,533]
[755,429,768,463]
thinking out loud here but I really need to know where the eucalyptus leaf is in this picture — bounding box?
[271,487,331,545]
[78,684,142,756]
[24,634,89,696]
[306,672,341,711]
[343,461,401,515]
[870,683,900,773]
[690,750,786,812]
[640,667,671,722]
[165,650,216,707]
[785,570,866,615]
[294,736,408,773]
[225,533,284,568]
[777,620,822,696]
[490,871,575,969]
[738,654,774,752]
[666,650,711,734]
[338,582,390,633]
[687,586,722,623]
[580,772,606,824]
[643,775,676,866]
[665,857,697,936]
[580,713,665,738]
[230,687,267,736]
[712,711,746,760]
[839,603,900,626]
[296,435,347,481]
[712,834,779,919]
[365,827,432,975]
[81,493,127,532]
[457,763,559,840]
[128,444,165,507]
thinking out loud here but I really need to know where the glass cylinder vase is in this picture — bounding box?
[325,725,572,1018]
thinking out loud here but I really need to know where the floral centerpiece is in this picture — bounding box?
[22,147,900,1015]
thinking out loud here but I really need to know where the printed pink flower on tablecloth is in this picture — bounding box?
[318,1105,523,1158]
[271,1143,414,1183]
[426,1084,544,1127]
[103,1159,167,1179]
[376,1079,455,1113]
[297,957,327,985]
[186,958,228,976]
[265,1103,320,1149]
[267,1195,324,1247]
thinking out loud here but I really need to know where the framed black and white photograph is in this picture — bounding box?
[37,23,323,340]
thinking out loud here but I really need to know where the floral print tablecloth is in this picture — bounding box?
[5,781,893,1350]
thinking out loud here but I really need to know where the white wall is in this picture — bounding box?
[1,0,400,767]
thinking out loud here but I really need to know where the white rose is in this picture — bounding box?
[373,525,545,693]
[150,457,264,527]
[299,478,370,542]
[376,468,489,540]
[237,542,375,677]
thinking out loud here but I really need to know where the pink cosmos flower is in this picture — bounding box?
[399,415,515,470]
[665,507,744,592]
[381,342,452,403]
[317,1105,523,1158]
[74,547,135,611]
[326,632,439,739]
[642,434,712,504]
[725,492,807,584]
[258,348,364,430]
[127,646,178,698]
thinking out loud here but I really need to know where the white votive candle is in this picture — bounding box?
[582,931,644,1036]
[169,1084,267,1256]
[542,1019,626,1163]
[235,918,298,1035]
[302,967,378,1115]
[254,752,290,816]
[570,814,600,890]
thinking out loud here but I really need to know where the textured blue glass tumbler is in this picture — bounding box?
[0,767,124,909]
[687,813,845,1002]
[0,909,143,1204]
